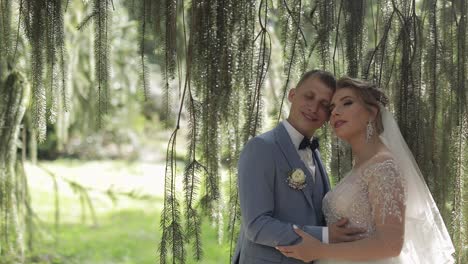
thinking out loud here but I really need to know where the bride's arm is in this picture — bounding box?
[319,223,404,260]
[278,159,406,261]
[278,221,403,261]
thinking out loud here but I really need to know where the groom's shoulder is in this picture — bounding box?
[246,128,276,147]
[249,128,275,144]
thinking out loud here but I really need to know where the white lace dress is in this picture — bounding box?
[317,152,406,264]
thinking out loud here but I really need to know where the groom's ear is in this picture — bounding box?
[288,88,296,102]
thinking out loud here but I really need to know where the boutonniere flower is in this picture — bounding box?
[287,168,307,190]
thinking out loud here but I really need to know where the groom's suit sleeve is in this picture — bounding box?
[239,137,324,247]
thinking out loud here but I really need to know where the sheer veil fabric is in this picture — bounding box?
[379,106,455,263]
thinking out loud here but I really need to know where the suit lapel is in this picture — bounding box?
[313,149,331,193]
[274,123,315,209]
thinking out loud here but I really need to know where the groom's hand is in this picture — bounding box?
[329,218,365,243]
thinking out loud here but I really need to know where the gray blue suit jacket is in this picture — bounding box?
[232,123,331,264]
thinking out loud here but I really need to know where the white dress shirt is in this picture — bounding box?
[282,120,329,243]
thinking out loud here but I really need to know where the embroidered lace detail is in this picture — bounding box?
[363,159,406,224]
[322,154,405,240]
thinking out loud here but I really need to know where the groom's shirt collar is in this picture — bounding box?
[282,120,312,149]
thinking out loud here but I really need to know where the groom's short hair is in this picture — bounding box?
[296,70,336,91]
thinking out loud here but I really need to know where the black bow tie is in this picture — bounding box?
[299,137,319,151]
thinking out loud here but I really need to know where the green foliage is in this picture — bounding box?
[156,0,467,263]
[92,0,112,126]
[21,0,67,142]
[343,0,365,77]
[39,0,146,159]
[0,0,12,79]
[0,0,466,263]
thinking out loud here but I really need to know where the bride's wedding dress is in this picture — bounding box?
[318,152,404,264]
[317,107,455,264]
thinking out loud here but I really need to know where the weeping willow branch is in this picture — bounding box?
[316,0,334,69]
[160,129,185,264]
[181,3,203,260]
[8,0,468,262]
[94,0,111,126]
[19,0,67,142]
[159,0,192,257]
[137,0,150,100]
[226,1,256,260]
[161,0,177,127]
[277,0,302,123]
[332,0,343,76]
[423,0,439,198]
[26,0,46,143]
[343,0,364,77]
[363,10,395,80]
[0,0,12,76]
[165,0,177,79]
[75,0,113,127]
[159,0,272,261]
[244,0,270,138]
[158,0,466,262]
[35,162,159,235]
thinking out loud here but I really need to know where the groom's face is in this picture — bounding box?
[287,76,334,138]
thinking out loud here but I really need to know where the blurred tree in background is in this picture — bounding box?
[0,0,466,263]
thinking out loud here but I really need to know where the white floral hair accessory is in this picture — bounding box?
[287,168,307,190]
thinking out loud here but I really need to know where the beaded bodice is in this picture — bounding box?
[322,152,405,238]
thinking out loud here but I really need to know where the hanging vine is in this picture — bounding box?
[157,0,467,262]
[0,0,466,263]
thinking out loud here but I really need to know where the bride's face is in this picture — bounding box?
[329,88,374,142]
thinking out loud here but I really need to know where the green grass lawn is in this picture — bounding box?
[30,209,160,264]
[25,159,231,264]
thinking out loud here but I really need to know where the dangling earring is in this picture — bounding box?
[366,120,374,143]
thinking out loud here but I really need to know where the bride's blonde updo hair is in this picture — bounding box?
[336,76,389,135]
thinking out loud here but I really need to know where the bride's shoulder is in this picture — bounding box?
[369,150,396,164]
[360,151,401,181]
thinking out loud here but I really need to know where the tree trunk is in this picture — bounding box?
[0,71,30,263]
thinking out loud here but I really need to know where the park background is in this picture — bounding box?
[0,0,466,263]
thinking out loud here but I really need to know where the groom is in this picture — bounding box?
[233,70,363,264]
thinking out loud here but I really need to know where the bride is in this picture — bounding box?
[276,77,455,263]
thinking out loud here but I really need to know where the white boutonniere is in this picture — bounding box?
[287,168,307,190]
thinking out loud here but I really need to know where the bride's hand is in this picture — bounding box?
[276,225,324,262]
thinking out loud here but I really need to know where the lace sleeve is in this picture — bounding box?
[363,158,406,225]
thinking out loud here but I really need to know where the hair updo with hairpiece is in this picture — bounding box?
[336,77,389,134]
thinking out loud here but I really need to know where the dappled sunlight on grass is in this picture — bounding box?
[24,159,231,263]
[31,209,160,264]
[26,159,166,198]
